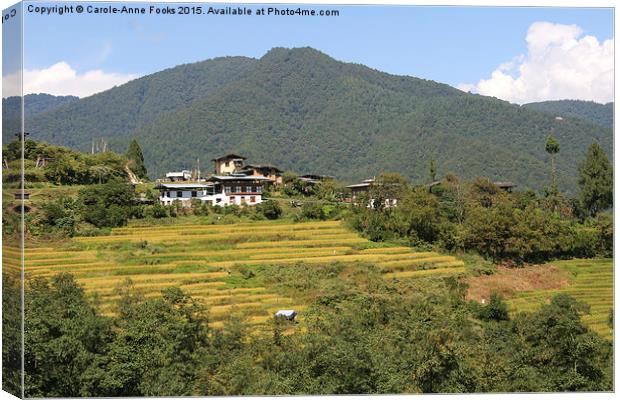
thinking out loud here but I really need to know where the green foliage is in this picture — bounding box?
[349,175,612,263]
[24,274,113,397]
[256,200,282,220]
[22,271,613,396]
[477,293,509,321]
[2,273,22,397]
[2,139,128,185]
[578,142,612,217]
[77,179,136,228]
[126,139,148,179]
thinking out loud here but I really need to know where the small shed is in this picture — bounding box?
[275,309,297,321]
[14,192,30,200]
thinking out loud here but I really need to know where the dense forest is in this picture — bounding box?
[523,100,613,129]
[3,47,611,193]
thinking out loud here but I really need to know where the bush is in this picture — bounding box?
[257,200,282,220]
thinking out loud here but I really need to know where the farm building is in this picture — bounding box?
[494,181,517,192]
[212,154,247,175]
[346,178,398,208]
[239,164,283,184]
[299,174,334,185]
[157,174,270,207]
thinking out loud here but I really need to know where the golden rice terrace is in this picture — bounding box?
[4,220,464,328]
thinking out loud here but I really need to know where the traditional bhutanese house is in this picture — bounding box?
[158,182,218,206]
[207,174,271,206]
[494,181,517,192]
[212,154,247,175]
[165,170,192,182]
[346,178,375,199]
[239,164,283,184]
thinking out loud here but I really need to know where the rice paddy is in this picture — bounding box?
[506,259,613,340]
[14,219,464,328]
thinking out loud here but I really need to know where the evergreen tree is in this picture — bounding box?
[578,142,612,216]
[545,135,560,192]
[126,139,147,179]
[428,157,437,183]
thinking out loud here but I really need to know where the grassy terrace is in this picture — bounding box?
[506,259,613,340]
[10,219,465,329]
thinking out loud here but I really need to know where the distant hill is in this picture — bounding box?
[523,100,613,129]
[2,94,79,138]
[10,47,612,193]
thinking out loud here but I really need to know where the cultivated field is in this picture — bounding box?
[506,259,613,340]
[8,220,464,329]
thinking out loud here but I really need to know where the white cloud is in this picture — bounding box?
[3,62,139,98]
[457,22,614,104]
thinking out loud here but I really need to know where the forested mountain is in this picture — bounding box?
[523,100,613,129]
[2,94,79,137]
[12,47,612,192]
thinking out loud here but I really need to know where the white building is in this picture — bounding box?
[158,174,271,207]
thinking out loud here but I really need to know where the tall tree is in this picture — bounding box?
[545,135,560,192]
[428,157,437,183]
[126,139,147,179]
[578,142,612,217]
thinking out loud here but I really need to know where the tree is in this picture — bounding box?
[577,142,612,217]
[545,135,560,192]
[428,157,437,183]
[126,139,148,179]
[257,200,282,220]
[24,274,113,397]
[77,179,136,228]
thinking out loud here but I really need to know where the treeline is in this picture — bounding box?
[8,268,611,397]
[3,139,128,185]
[348,142,612,264]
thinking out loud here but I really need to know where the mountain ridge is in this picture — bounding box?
[6,47,612,193]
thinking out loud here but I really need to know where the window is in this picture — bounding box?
[166,191,171,197]
[225,161,230,167]
[229,197,235,204]
[240,196,246,204]
[191,191,197,197]
[225,186,231,194]
[177,191,183,198]
[250,196,256,203]
[256,186,262,193]
[235,186,242,193]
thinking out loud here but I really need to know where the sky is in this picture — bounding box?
[1,1,614,104]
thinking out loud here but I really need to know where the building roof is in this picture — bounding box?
[166,170,191,178]
[157,183,212,189]
[346,178,375,189]
[493,181,516,189]
[211,154,247,162]
[299,174,334,180]
[242,164,283,173]
[208,174,271,182]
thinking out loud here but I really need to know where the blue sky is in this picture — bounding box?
[3,2,615,102]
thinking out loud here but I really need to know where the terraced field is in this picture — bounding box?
[507,259,613,340]
[12,220,464,329]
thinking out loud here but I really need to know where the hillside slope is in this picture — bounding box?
[523,100,613,129]
[15,47,612,192]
